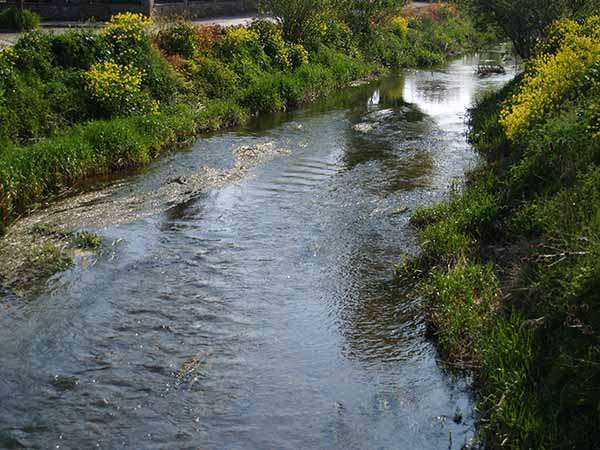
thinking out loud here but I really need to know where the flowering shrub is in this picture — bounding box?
[288,43,309,68]
[215,26,269,67]
[103,12,152,67]
[86,61,157,116]
[500,17,600,140]
[389,16,409,38]
[319,17,357,55]
[249,20,290,68]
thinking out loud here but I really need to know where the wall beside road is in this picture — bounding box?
[153,0,257,19]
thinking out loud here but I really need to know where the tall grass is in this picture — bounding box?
[404,16,600,449]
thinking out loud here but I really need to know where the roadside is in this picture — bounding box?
[0,15,257,49]
[0,2,433,49]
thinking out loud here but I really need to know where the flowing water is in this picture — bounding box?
[0,54,515,450]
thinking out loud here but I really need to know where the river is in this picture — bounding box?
[0,54,515,449]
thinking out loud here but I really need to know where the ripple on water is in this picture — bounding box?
[0,53,518,450]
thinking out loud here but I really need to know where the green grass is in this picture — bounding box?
[405,42,600,448]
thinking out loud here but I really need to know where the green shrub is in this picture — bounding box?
[143,47,186,101]
[241,73,285,113]
[156,19,198,59]
[259,0,329,44]
[311,46,368,82]
[249,20,291,68]
[5,30,54,76]
[50,29,108,70]
[0,54,16,101]
[0,7,39,32]
[194,56,239,98]
[0,73,58,143]
[320,17,358,55]
[215,26,270,69]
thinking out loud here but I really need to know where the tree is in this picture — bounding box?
[259,0,330,43]
[340,0,407,35]
[465,0,599,58]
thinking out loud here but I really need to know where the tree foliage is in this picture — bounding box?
[259,0,407,43]
[258,0,329,44]
[463,0,599,58]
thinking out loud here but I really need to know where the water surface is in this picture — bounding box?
[0,54,515,450]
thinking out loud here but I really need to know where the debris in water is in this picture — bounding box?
[50,375,80,391]
[353,122,375,133]
[176,351,209,386]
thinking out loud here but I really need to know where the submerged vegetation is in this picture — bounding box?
[404,14,600,449]
[0,4,484,232]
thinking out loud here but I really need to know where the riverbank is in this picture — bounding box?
[403,15,600,448]
[0,4,484,229]
[0,4,489,292]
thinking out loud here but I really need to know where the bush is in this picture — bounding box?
[389,15,409,38]
[4,30,54,76]
[50,29,109,70]
[259,0,329,44]
[194,56,239,98]
[319,16,358,54]
[0,7,39,32]
[86,61,157,116]
[143,47,186,101]
[341,0,406,35]
[249,20,290,68]
[465,0,596,58]
[215,26,270,69]
[288,43,309,68]
[193,24,223,54]
[241,73,285,113]
[156,19,198,59]
[103,12,152,68]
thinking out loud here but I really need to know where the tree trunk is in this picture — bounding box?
[19,0,24,12]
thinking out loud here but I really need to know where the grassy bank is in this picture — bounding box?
[0,4,485,232]
[403,16,600,448]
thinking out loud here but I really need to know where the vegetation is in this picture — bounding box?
[0,6,482,231]
[403,15,600,449]
[0,7,39,32]
[460,0,600,58]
